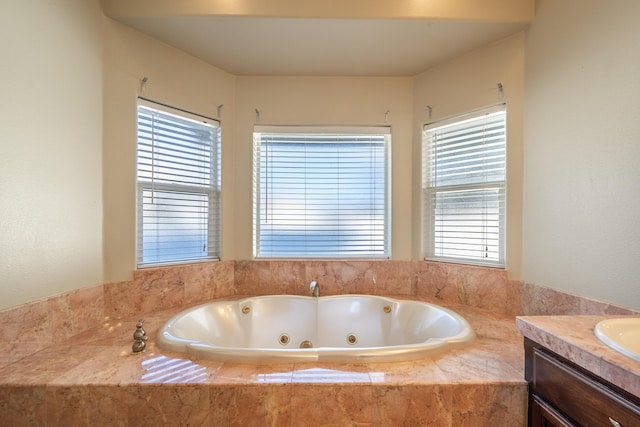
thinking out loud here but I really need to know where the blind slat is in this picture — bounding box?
[136,102,221,266]
[423,105,506,266]
[253,128,390,258]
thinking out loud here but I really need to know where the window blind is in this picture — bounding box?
[136,100,221,266]
[253,126,391,258]
[422,105,506,266]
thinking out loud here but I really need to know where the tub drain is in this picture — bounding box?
[346,334,358,345]
[299,340,313,348]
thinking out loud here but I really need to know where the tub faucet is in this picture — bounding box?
[309,280,319,297]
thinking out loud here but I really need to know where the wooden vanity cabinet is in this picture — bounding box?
[524,338,640,427]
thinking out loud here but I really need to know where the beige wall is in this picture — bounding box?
[102,19,237,282]
[5,0,638,311]
[413,33,525,279]
[523,0,640,309]
[0,0,104,310]
[234,76,415,260]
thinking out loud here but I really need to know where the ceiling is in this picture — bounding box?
[112,16,528,76]
[103,1,533,77]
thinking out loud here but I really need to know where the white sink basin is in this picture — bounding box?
[594,318,640,362]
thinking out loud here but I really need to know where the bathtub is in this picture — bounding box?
[156,295,475,363]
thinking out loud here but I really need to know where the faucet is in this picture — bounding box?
[309,280,319,297]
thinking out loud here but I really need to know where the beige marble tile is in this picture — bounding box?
[413,261,519,315]
[519,282,638,316]
[366,359,449,385]
[126,384,211,425]
[435,345,524,384]
[46,385,127,426]
[413,260,460,304]
[0,299,54,368]
[135,268,188,313]
[211,260,237,297]
[335,261,377,294]
[0,386,47,426]
[455,264,515,314]
[103,279,136,320]
[288,384,374,426]
[49,284,105,343]
[269,261,307,295]
[219,385,293,427]
[0,344,101,386]
[105,261,237,320]
[304,260,385,295]
[211,363,295,384]
[291,363,372,383]
[303,261,346,295]
[373,384,453,426]
[49,348,148,385]
[0,283,105,369]
[173,263,211,303]
[234,260,273,295]
[451,383,527,426]
[520,282,586,315]
[579,294,639,315]
[139,354,215,384]
[206,386,240,426]
[368,260,414,295]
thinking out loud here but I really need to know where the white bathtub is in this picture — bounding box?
[156,295,475,363]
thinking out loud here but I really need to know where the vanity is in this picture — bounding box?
[517,316,640,427]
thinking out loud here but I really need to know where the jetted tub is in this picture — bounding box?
[156,295,475,363]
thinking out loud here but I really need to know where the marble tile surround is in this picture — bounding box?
[0,298,527,426]
[1,260,638,425]
[1,260,637,370]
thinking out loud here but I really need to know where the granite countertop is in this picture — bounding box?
[1,298,525,387]
[0,298,528,425]
[516,315,640,398]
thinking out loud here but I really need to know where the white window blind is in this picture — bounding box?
[422,105,506,266]
[136,99,221,266]
[253,126,391,258]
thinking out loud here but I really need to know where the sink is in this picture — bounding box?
[594,318,640,362]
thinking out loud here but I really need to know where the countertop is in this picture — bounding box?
[0,298,529,425]
[2,299,526,387]
[516,315,640,398]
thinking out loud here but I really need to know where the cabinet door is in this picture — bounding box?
[530,395,576,427]
[532,349,640,426]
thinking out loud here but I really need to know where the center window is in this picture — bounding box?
[253,126,391,259]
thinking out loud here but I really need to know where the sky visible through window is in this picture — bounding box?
[254,132,389,258]
[137,103,220,265]
[423,106,506,265]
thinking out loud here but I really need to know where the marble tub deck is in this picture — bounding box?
[0,297,527,426]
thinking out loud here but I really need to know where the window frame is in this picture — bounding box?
[252,125,392,259]
[135,98,221,267]
[422,104,507,267]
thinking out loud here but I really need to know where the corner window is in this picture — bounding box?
[422,105,506,266]
[136,99,221,266]
[253,126,391,258]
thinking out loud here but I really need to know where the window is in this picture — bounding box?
[253,126,391,258]
[136,99,221,266]
[422,105,506,266]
